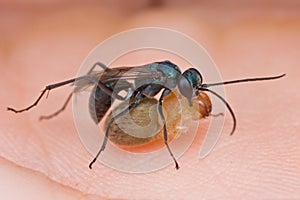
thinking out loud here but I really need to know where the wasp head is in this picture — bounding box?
[178,68,203,106]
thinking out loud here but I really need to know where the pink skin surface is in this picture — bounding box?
[1,1,300,199]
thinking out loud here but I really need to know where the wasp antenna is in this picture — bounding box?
[202,73,286,88]
[199,88,236,135]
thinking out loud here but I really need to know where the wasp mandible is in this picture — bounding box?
[7,60,285,170]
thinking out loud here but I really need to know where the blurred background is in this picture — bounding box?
[1,0,299,77]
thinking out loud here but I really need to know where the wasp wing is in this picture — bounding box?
[75,64,163,123]
[74,64,163,98]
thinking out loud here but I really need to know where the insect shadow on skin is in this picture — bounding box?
[7,60,285,170]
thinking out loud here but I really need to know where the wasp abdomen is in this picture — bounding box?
[89,86,114,124]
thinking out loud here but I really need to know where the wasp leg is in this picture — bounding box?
[89,92,145,169]
[95,81,131,101]
[7,74,126,115]
[85,62,133,101]
[7,62,118,114]
[85,62,135,101]
[87,62,109,74]
[7,77,79,113]
[158,88,180,170]
[39,93,72,120]
[38,63,110,120]
[87,62,132,100]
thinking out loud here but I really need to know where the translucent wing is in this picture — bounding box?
[99,65,160,82]
[74,64,163,98]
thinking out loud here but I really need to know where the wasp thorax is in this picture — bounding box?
[105,91,212,152]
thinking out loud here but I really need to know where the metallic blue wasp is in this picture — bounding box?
[7,60,285,170]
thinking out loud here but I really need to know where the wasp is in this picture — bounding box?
[7,60,285,170]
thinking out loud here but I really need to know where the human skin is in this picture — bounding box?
[1,1,300,199]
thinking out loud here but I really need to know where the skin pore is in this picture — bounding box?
[1,1,299,199]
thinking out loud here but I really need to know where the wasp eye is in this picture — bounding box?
[178,76,193,106]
